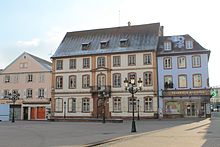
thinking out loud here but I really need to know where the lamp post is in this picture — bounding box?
[8,91,20,123]
[124,77,142,133]
[137,99,140,120]
[64,101,66,119]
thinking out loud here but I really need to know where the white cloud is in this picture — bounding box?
[17,38,40,48]
[45,27,67,44]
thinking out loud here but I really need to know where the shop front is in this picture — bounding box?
[162,89,210,118]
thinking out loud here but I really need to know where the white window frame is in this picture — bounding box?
[26,89,33,98]
[83,58,90,69]
[164,42,172,51]
[69,75,77,89]
[163,57,172,69]
[56,60,63,70]
[56,76,63,89]
[113,73,121,88]
[113,97,122,112]
[68,98,76,113]
[82,98,90,112]
[55,98,63,112]
[186,40,193,49]
[38,88,44,98]
[97,57,105,68]
[144,97,153,111]
[113,56,121,67]
[128,97,137,112]
[192,55,201,68]
[82,75,90,88]
[69,59,76,69]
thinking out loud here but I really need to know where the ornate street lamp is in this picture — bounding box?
[124,77,142,132]
[8,91,20,123]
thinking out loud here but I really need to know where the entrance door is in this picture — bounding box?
[23,107,28,120]
[37,107,45,119]
[185,102,197,117]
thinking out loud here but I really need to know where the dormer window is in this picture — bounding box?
[164,42,172,51]
[100,40,109,49]
[82,42,91,50]
[185,40,193,49]
[120,39,128,47]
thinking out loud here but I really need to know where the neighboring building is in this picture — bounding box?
[51,23,161,119]
[0,52,52,120]
[210,86,220,111]
[157,35,211,118]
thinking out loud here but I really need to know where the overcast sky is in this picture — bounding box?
[0,0,219,86]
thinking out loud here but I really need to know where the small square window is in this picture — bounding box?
[100,40,109,49]
[185,40,193,49]
[120,39,128,47]
[82,42,91,50]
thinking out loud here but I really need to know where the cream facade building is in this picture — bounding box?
[51,23,162,119]
[0,52,52,120]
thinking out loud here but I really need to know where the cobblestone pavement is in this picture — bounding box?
[0,118,205,147]
[99,118,220,147]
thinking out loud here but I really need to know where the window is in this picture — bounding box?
[186,40,193,49]
[83,58,90,69]
[97,57,105,68]
[69,59,76,69]
[164,75,173,89]
[113,56,121,67]
[56,60,63,70]
[128,55,136,66]
[69,75,77,89]
[128,97,137,112]
[163,57,172,69]
[5,75,10,83]
[82,75,90,88]
[27,74,33,82]
[19,62,28,68]
[143,54,152,65]
[128,72,137,86]
[120,39,128,47]
[113,97,121,112]
[3,90,9,98]
[178,75,187,88]
[192,55,201,68]
[56,76,63,89]
[26,89,33,98]
[144,97,153,111]
[82,42,91,50]
[38,88,45,98]
[144,72,152,86]
[100,40,109,49]
[177,56,186,68]
[97,74,106,89]
[55,98,63,112]
[164,42,172,51]
[113,73,121,87]
[68,98,76,113]
[13,75,19,83]
[82,98,90,112]
[39,74,45,83]
[193,74,202,88]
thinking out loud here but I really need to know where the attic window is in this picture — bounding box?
[100,40,109,49]
[82,42,91,50]
[120,39,128,47]
[185,40,193,49]
[164,42,172,51]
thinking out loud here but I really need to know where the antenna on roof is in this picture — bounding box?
[118,10,120,26]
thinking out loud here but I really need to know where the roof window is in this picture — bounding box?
[82,42,91,50]
[185,40,193,49]
[164,42,172,51]
[120,39,129,47]
[100,40,109,49]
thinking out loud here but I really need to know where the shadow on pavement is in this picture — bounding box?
[202,113,220,147]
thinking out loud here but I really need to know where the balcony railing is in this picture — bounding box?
[90,85,111,94]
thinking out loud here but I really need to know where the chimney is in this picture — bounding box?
[159,26,164,36]
[128,21,131,26]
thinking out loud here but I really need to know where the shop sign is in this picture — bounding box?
[162,89,210,97]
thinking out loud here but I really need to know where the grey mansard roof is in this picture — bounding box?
[52,23,161,58]
[157,34,210,56]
